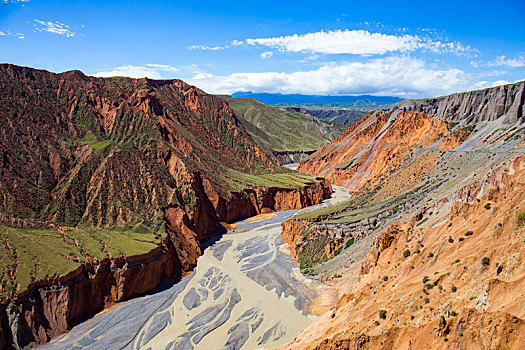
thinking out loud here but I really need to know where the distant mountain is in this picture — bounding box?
[231,91,402,106]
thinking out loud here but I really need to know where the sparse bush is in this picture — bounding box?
[465,230,473,236]
[403,249,411,258]
[425,283,434,290]
[333,246,342,256]
[379,310,387,319]
[333,273,342,278]
[345,237,355,248]
[481,257,490,266]
[518,212,525,227]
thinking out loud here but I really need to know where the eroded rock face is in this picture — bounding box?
[299,81,525,192]
[0,64,333,349]
[285,156,525,349]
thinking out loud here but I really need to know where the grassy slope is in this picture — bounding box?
[222,96,343,153]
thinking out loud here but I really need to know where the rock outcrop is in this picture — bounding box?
[0,64,332,349]
[299,80,525,191]
[285,156,525,349]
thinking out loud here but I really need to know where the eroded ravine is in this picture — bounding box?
[42,186,350,350]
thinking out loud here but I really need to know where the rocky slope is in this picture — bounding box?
[293,108,367,126]
[299,80,525,189]
[286,155,525,349]
[281,81,525,349]
[0,64,332,349]
[222,96,343,164]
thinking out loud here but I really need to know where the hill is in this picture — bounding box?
[282,80,525,349]
[221,96,344,163]
[0,64,332,348]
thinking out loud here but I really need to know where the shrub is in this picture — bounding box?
[481,257,490,266]
[484,203,491,210]
[423,276,430,284]
[465,230,473,236]
[451,311,458,316]
[518,212,525,227]
[383,276,388,281]
[379,310,387,319]
[424,283,434,290]
[424,297,430,304]
[428,252,434,258]
[403,249,411,258]
[459,237,465,242]
[333,273,342,278]
[374,320,380,326]
[333,246,342,256]
[451,285,457,293]
[448,236,454,243]
[345,237,355,248]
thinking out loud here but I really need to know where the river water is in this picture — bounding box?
[43,186,349,350]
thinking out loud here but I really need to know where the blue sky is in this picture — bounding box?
[1,0,524,98]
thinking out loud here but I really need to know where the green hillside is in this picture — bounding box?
[222,96,344,153]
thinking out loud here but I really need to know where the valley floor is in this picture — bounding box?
[42,186,350,350]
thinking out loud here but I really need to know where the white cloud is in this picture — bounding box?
[2,0,29,3]
[0,30,25,39]
[491,55,525,68]
[188,44,227,51]
[260,51,273,59]
[471,80,511,90]
[34,20,75,37]
[188,57,473,98]
[241,29,473,56]
[145,63,178,72]
[92,64,179,79]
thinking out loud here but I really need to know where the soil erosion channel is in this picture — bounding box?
[43,186,350,350]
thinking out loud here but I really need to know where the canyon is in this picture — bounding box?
[1,63,525,349]
[0,64,332,349]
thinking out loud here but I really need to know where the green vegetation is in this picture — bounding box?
[465,230,473,236]
[481,257,490,266]
[417,217,429,226]
[403,249,411,258]
[448,236,454,243]
[345,237,355,248]
[223,167,317,191]
[517,211,525,226]
[223,96,343,153]
[379,310,387,319]
[333,246,343,256]
[451,285,457,293]
[484,203,491,210]
[0,224,162,300]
